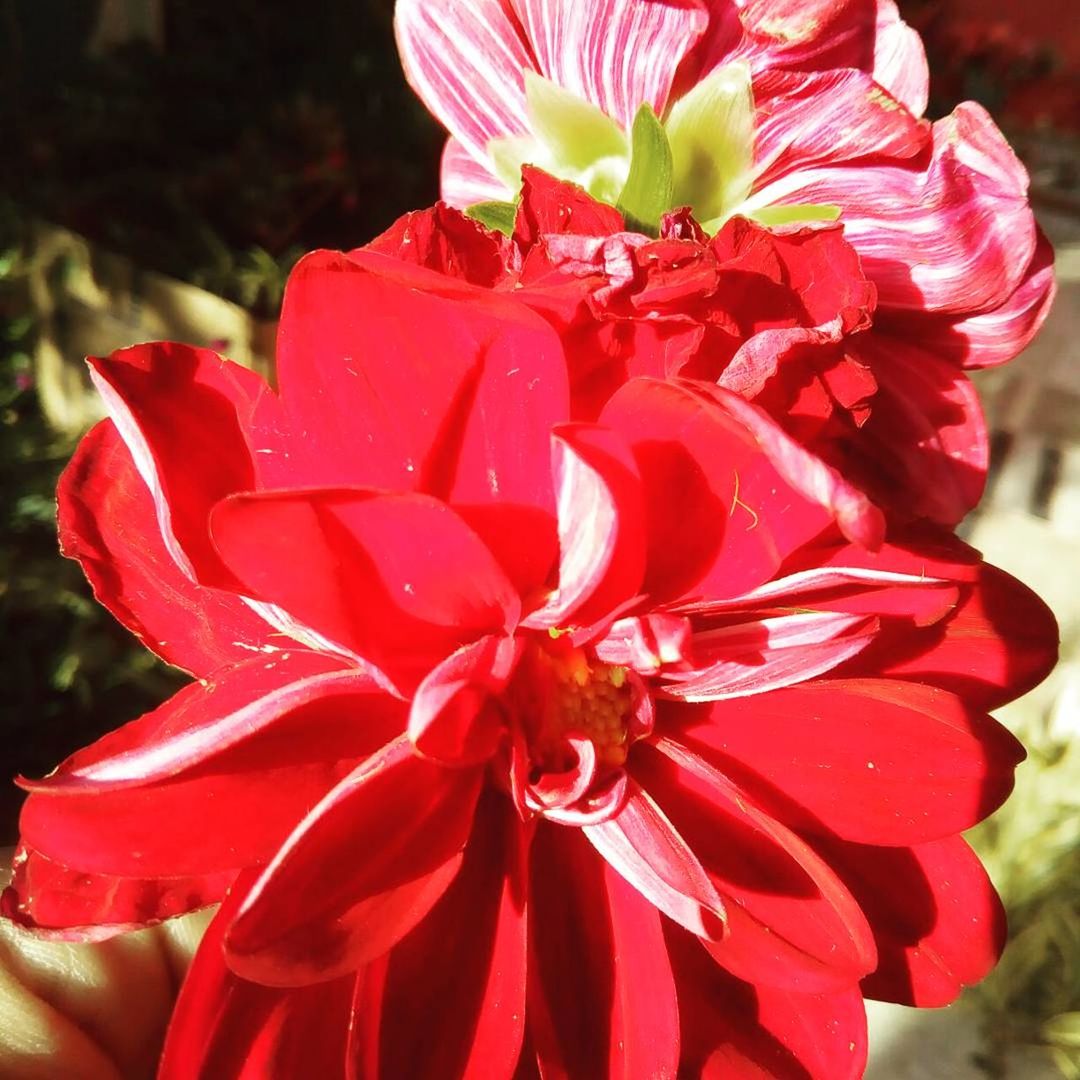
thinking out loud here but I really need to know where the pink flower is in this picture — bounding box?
[394,0,1056,520]
[4,250,1056,1077]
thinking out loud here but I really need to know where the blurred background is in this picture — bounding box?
[0,1,1077,1076]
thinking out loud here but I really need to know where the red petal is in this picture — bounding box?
[642,739,876,992]
[88,343,279,585]
[365,203,514,288]
[668,922,868,1080]
[584,779,727,941]
[160,873,354,1080]
[810,834,1008,1007]
[528,823,680,1080]
[524,423,645,629]
[2,842,230,937]
[669,678,1024,846]
[276,250,566,595]
[515,166,625,250]
[841,562,1059,711]
[211,489,521,690]
[351,792,528,1080]
[408,635,519,764]
[25,651,376,790]
[225,739,482,986]
[58,420,277,676]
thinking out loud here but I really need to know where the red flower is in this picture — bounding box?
[5,251,1056,1077]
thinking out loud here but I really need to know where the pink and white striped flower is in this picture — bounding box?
[395,0,1054,378]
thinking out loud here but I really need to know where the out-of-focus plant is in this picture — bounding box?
[0,199,183,837]
[967,659,1080,1079]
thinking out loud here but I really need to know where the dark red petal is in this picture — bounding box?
[640,739,876,992]
[667,923,868,1080]
[211,489,521,689]
[1,842,231,938]
[600,378,839,602]
[351,791,528,1080]
[669,678,1024,846]
[275,249,566,595]
[514,166,625,250]
[840,562,1059,711]
[364,203,515,287]
[159,873,354,1080]
[225,739,482,986]
[847,334,988,525]
[58,420,276,677]
[87,343,280,585]
[809,834,1008,1007]
[528,824,680,1080]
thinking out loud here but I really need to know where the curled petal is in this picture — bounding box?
[594,612,693,673]
[664,611,878,700]
[584,779,727,941]
[871,0,929,116]
[58,420,276,676]
[87,343,279,586]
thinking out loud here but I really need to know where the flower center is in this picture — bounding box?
[524,642,633,774]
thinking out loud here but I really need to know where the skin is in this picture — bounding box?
[0,852,212,1080]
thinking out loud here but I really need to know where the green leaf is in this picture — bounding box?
[749,203,843,227]
[665,61,755,226]
[524,70,627,170]
[1045,1013,1080,1050]
[616,104,674,235]
[465,200,519,236]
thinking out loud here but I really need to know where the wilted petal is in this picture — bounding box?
[644,739,877,992]
[811,834,1008,1007]
[668,922,868,1080]
[351,792,528,1080]
[395,0,531,162]
[670,678,1024,846]
[2,843,230,939]
[225,739,482,986]
[528,823,680,1080]
[584,779,727,941]
[58,420,276,677]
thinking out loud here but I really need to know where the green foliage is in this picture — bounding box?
[0,200,183,838]
[617,104,673,235]
[967,686,1080,1078]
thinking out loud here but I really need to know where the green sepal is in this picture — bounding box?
[749,203,843,227]
[465,200,519,237]
[616,103,674,235]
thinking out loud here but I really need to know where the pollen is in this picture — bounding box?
[528,646,633,771]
